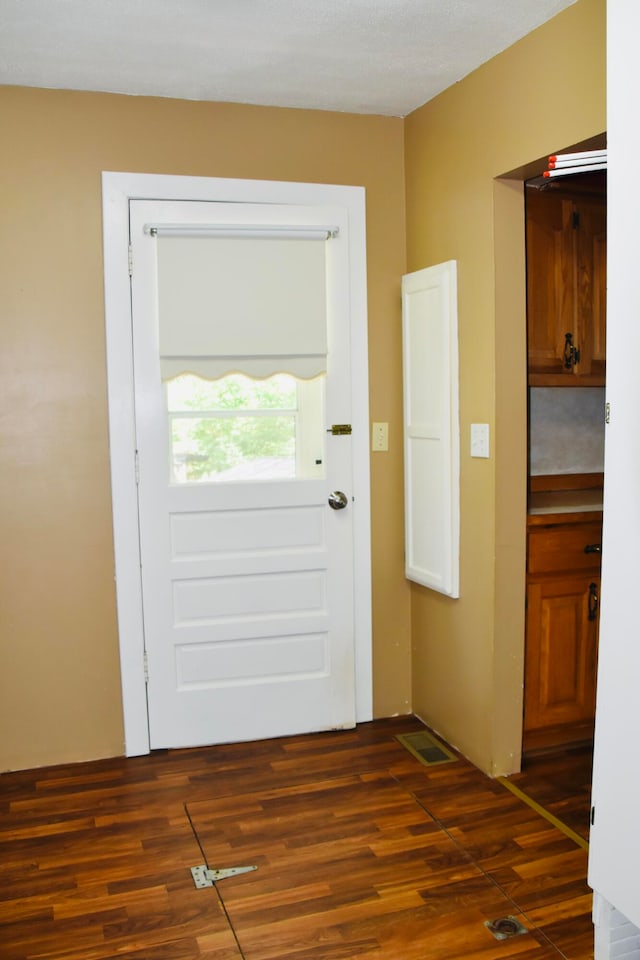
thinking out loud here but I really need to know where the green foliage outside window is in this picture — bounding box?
[168,374,297,480]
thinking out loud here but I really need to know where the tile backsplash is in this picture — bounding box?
[529,387,605,476]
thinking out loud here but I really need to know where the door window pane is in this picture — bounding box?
[166,373,325,483]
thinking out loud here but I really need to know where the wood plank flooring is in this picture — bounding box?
[0,717,594,959]
[507,744,594,843]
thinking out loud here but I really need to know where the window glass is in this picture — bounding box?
[166,373,325,483]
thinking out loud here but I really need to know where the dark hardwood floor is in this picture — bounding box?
[0,717,594,959]
[508,743,594,843]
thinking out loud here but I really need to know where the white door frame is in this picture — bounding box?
[102,171,373,756]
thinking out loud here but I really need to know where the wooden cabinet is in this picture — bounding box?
[523,174,606,752]
[526,180,606,386]
[524,512,602,752]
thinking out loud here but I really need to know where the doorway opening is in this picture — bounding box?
[494,132,606,822]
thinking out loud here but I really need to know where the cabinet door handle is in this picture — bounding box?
[584,543,602,554]
[588,582,599,621]
[563,331,581,369]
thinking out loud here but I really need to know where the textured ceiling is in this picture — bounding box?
[0,0,577,117]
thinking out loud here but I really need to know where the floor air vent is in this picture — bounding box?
[395,730,457,766]
[484,917,528,940]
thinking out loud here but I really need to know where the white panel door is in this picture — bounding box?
[402,262,460,598]
[129,199,357,749]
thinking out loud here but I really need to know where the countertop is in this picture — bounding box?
[528,488,604,516]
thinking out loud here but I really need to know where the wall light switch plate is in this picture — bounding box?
[470,423,490,458]
[372,422,389,452]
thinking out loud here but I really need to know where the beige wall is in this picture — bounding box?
[405,0,606,774]
[0,0,605,775]
[0,89,410,770]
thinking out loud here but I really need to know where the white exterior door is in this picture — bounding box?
[127,196,363,749]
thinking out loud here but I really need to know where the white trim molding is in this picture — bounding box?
[101,172,372,755]
[593,894,640,960]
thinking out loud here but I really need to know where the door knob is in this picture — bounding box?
[328,491,348,510]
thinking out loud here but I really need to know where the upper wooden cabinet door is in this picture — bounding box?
[526,188,575,379]
[526,183,606,386]
[575,197,607,379]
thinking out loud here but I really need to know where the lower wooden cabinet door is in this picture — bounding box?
[524,573,600,747]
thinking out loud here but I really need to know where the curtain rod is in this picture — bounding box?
[143,223,339,240]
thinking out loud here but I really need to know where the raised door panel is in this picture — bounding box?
[402,261,460,598]
[575,199,607,378]
[524,574,599,733]
[526,189,575,378]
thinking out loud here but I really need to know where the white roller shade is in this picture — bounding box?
[156,235,329,380]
